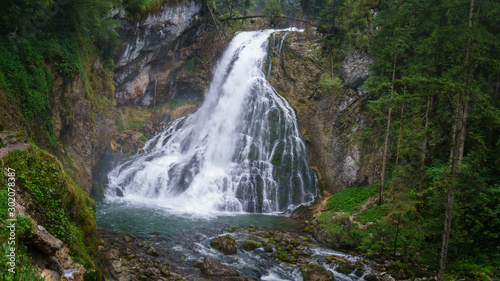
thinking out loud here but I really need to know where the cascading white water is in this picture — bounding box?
[106,29,319,215]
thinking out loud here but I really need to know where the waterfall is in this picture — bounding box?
[106,29,319,215]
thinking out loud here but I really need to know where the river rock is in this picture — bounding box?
[380,272,396,281]
[32,225,63,256]
[301,263,336,281]
[201,256,239,276]
[146,246,160,257]
[41,269,60,281]
[112,260,123,273]
[108,249,120,260]
[264,245,274,252]
[242,241,260,251]
[210,234,237,255]
[335,262,356,275]
[364,274,380,281]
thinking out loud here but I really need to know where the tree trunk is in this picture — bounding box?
[395,94,405,168]
[207,2,225,48]
[379,50,397,206]
[421,95,432,172]
[438,0,474,279]
[488,77,498,148]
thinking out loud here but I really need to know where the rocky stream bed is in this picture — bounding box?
[96,219,431,281]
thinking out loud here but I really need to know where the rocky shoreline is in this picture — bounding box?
[96,217,437,281]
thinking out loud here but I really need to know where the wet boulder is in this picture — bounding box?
[264,245,274,252]
[242,241,260,251]
[210,234,237,255]
[201,256,239,276]
[301,263,335,281]
[146,246,160,257]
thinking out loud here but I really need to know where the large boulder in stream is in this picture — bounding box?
[210,235,237,255]
[201,256,239,276]
[301,263,335,281]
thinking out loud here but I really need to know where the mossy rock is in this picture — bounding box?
[335,263,357,275]
[303,225,313,232]
[301,263,335,281]
[228,225,239,232]
[327,255,349,264]
[264,245,274,252]
[274,251,296,263]
[364,273,379,281]
[210,235,237,255]
[248,225,257,232]
[242,241,260,251]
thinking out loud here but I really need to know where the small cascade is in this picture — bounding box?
[266,30,291,81]
[50,256,81,280]
[106,29,319,215]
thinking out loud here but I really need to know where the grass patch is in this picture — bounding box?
[326,185,378,213]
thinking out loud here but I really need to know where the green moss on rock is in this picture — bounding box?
[210,234,237,255]
[242,241,261,251]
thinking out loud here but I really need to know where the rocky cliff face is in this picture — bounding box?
[51,70,116,194]
[269,30,378,194]
[113,1,207,107]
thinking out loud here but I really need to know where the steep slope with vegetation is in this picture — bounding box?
[0,0,119,193]
[288,0,500,279]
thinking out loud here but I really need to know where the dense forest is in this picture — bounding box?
[0,0,499,280]
[307,0,500,279]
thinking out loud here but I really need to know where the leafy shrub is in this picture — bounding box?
[356,205,387,223]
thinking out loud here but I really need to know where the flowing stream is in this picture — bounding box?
[105,29,318,215]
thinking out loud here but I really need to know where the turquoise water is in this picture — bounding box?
[96,200,302,235]
[96,200,373,281]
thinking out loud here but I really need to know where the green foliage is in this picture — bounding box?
[1,144,97,268]
[262,0,282,26]
[125,0,175,21]
[326,185,378,213]
[0,0,119,147]
[0,41,53,121]
[348,0,500,277]
[319,73,342,96]
[185,59,196,77]
[262,0,281,16]
[0,190,43,280]
[317,212,361,250]
[356,205,386,224]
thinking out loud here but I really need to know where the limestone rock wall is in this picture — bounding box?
[269,31,378,194]
[113,1,207,107]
